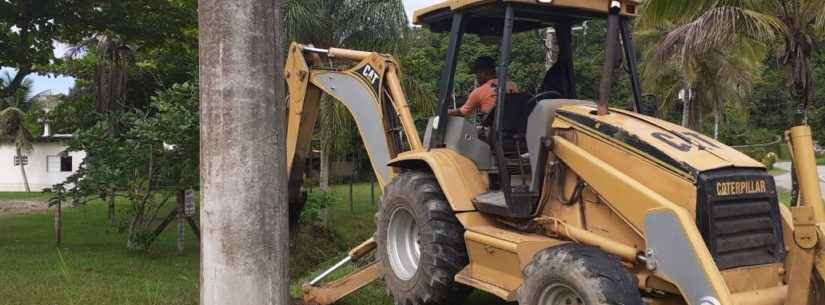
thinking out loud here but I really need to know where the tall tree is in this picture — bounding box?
[0,107,34,192]
[638,22,763,133]
[1,71,49,112]
[639,0,825,124]
[199,0,287,303]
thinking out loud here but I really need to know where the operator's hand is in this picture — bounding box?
[448,109,465,117]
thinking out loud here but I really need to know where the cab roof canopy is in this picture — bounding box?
[413,0,640,35]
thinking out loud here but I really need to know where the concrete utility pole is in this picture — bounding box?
[199,0,287,304]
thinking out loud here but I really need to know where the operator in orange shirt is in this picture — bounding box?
[448,56,519,117]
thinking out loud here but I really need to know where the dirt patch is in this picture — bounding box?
[0,199,51,216]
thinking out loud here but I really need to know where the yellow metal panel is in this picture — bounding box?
[583,196,645,251]
[388,149,488,212]
[720,264,784,294]
[553,136,733,305]
[465,231,523,293]
[553,135,672,230]
[557,105,764,174]
[571,127,697,214]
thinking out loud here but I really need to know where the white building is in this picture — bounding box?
[1,95,86,192]
[0,135,86,192]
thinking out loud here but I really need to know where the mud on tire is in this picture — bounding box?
[376,172,471,305]
[519,244,643,305]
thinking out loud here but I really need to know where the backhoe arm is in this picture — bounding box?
[783,125,825,305]
[285,42,421,191]
[284,42,424,304]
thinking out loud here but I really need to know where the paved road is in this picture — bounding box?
[772,162,825,199]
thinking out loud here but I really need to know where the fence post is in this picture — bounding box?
[177,189,185,255]
[54,195,62,247]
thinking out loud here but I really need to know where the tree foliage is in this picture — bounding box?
[0,0,195,98]
[639,0,825,123]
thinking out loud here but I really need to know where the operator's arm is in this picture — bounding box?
[449,88,481,116]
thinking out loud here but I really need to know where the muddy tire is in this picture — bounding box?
[811,272,825,305]
[376,172,471,305]
[518,244,643,305]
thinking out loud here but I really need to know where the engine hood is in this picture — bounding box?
[554,105,764,178]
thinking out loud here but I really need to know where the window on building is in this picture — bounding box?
[47,155,73,172]
[61,156,72,172]
[14,155,28,166]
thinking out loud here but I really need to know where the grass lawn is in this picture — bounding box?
[0,184,504,305]
[1,193,199,305]
[768,167,788,175]
[818,157,825,165]
[0,191,55,201]
[778,189,792,205]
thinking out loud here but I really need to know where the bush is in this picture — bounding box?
[301,191,336,226]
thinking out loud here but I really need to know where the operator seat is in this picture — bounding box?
[525,99,595,175]
[482,92,536,178]
[541,61,574,99]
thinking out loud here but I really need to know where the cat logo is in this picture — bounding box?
[357,64,382,95]
[715,179,767,197]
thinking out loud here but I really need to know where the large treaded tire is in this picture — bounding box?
[518,244,643,305]
[376,172,471,305]
[811,272,825,305]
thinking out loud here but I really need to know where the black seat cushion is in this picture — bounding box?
[482,92,536,134]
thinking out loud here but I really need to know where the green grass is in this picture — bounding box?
[817,157,825,165]
[0,194,199,305]
[778,190,792,205]
[768,167,788,175]
[0,184,506,305]
[0,191,54,201]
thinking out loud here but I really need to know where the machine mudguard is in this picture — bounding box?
[387,149,488,213]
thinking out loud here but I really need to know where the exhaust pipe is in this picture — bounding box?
[597,0,622,115]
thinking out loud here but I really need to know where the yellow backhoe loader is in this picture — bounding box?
[285,1,825,305]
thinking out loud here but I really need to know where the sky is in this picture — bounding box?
[4,0,441,98]
[403,0,440,21]
[2,42,75,97]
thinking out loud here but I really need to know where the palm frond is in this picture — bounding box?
[653,6,782,67]
[638,0,719,29]
[807,0,825,30]
[0,107,35,152]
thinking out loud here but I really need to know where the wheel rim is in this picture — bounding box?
[387,206,420,281]
[538,283,585,305]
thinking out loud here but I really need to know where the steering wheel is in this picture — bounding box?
[525,90,562,108]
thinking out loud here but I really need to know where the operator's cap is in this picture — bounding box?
[472,56,496,72]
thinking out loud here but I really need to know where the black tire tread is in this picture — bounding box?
[518,244,643,305]
[377,172,471,305]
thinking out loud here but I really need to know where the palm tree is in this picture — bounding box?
[283,0,409,190]
[639,0,825,124]
[637,24,763,134]
[1,71,49,112]
[66,35,132,223]
[66,35,132,114]
[0,107,35,192]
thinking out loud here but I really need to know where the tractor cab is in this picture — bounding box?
[415,0,644,218]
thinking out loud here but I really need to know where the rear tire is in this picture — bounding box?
[518,244,643,305]
[810,272,825,305]
[376,172,471,305]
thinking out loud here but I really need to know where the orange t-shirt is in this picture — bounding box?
[459,79,519,115]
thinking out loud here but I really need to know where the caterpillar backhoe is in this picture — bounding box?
[285,1,825,305]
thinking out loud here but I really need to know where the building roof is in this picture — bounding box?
[32,93,65,112]
[414,0,641,34]
[1,134,75,144]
